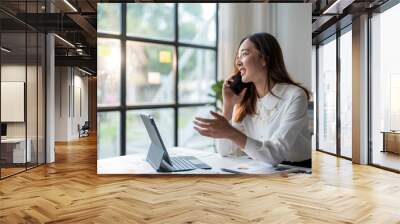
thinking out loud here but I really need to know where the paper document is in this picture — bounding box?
[221,161,310,174]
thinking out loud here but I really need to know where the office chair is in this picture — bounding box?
[78,121,90,138]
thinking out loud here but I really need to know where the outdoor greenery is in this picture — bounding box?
[97,3,121,34]
[127,3,174,40]
[209,80,224,111]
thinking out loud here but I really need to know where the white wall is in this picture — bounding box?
[55,66,69,141]
[1,82,25,122]
[72,73,89,138]
[55,67,89,141]
[218,3,312,90]
[1,65,37,137]
[1,65,26,139]
[1,64,46,164]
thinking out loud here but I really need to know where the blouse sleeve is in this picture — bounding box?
[216,106,246,157]
[242,89,308,166]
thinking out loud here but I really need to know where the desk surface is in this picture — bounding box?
[381,131,400,134]
[97,147,308,175]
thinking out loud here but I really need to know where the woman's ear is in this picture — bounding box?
[262,57,267,67]
[258,53,267,67]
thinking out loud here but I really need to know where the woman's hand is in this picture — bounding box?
[193,111,247,148]
[193,111,235,139]
[222,75,248,120]
[223,76,247,107]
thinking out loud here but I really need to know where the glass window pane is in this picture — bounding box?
[178,47,216,103]
[98,3,121,35]
[340,30,352,158]
[126,109,174,155]
[97,38,121,107]
[178,3,216,46]
[1,31,27,177]
[318,37,337,154]
[179,106,215,152]
[126,41,175,105]
[127,3,174,41]
[371,4,400,171]
[97,112,120,159]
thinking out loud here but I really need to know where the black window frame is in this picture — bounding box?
[0,0,47,180]
[97,3,219,156]
[315,23,353,161]
[316,0,400,173]
[367,0,400,173]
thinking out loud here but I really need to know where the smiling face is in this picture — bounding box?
[236,39,267,83]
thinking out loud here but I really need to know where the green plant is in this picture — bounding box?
[208,80,224,111]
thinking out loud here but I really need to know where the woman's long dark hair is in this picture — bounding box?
[233,32,310,122]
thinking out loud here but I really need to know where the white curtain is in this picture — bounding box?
[218,3,312,90]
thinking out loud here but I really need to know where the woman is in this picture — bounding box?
[193,32,311,168]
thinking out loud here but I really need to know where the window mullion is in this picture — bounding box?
[121,3,127,156]
[174,3,179,147]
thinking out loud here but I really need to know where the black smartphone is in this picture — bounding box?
[228,73,251,95]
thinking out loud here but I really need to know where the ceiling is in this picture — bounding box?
[310,0,389,43]
[0,0,97,74]
[0,0,392,75]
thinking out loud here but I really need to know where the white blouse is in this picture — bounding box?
[217,83,311,166]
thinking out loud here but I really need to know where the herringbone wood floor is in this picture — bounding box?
[1,135,400,224]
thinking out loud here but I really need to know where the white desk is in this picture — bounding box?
[1,138,31,163]
[97,147,310,175]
